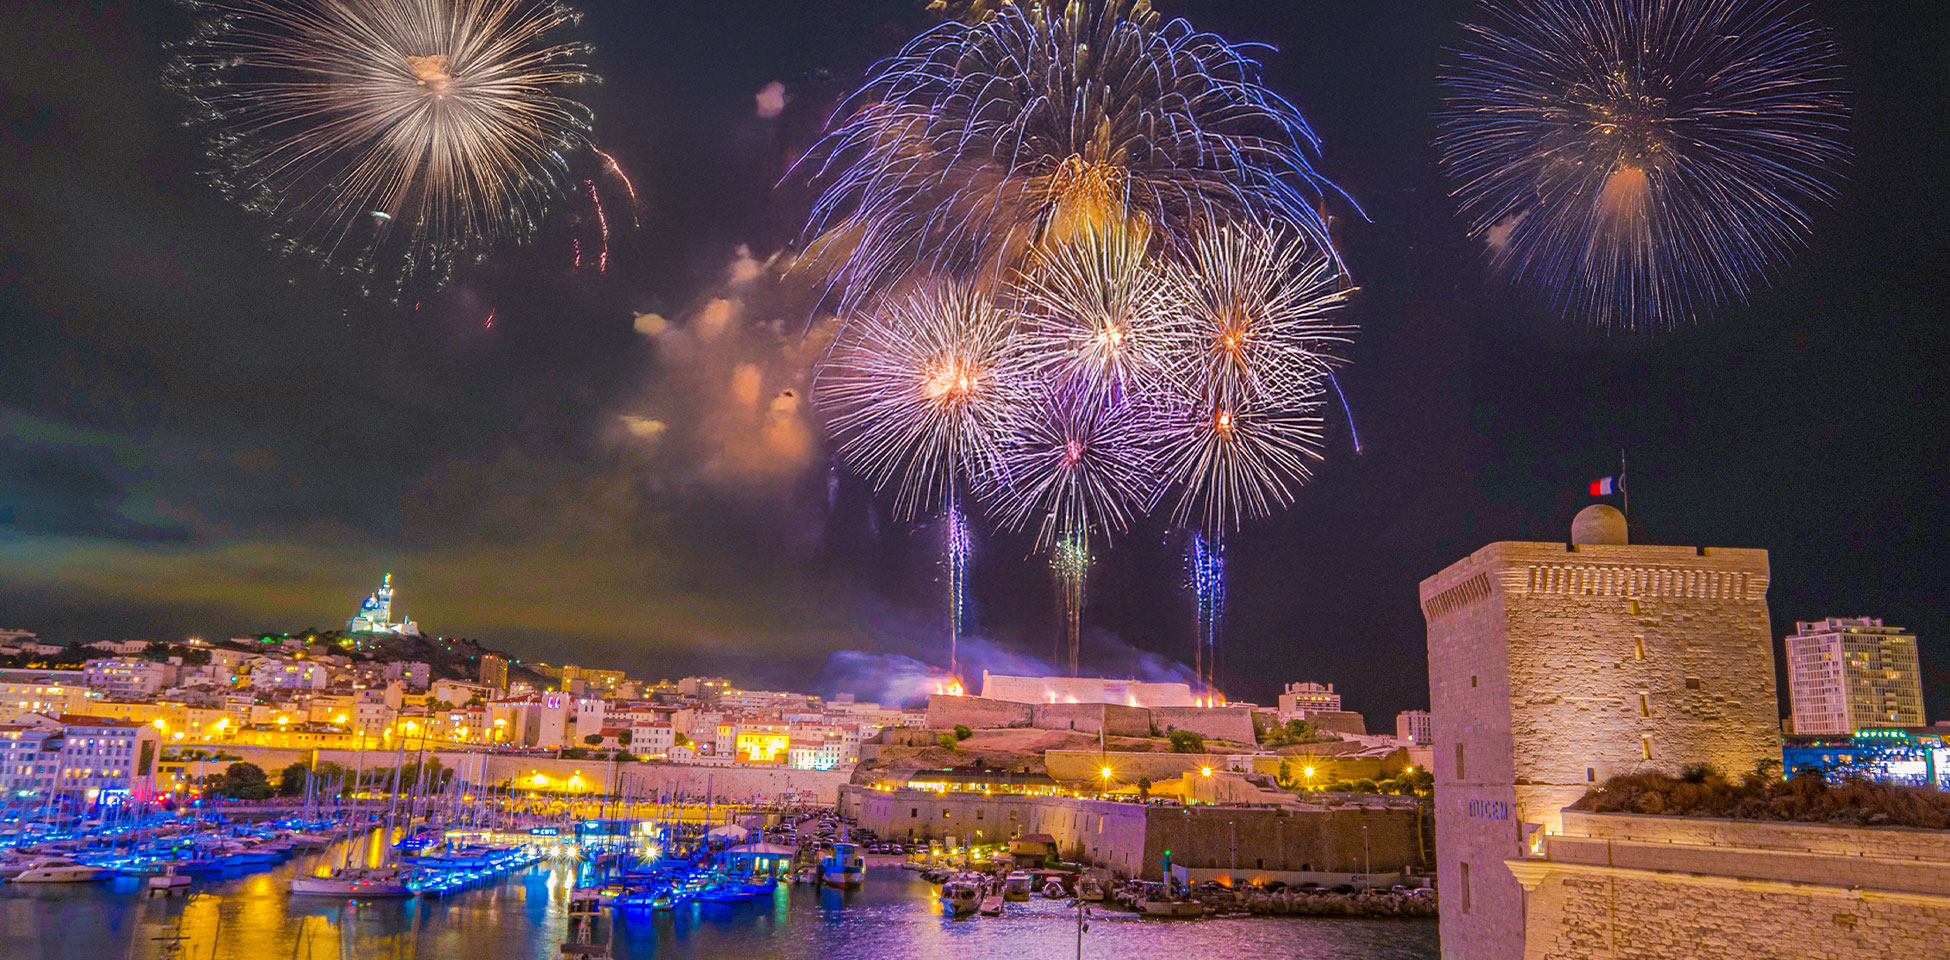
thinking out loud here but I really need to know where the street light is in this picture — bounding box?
[1100,766,1113,796]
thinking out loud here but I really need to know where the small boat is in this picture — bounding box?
[978,893,1005,916]
[1137,898,1203,917]
[9,857,112,883]
[148,865,192,892]
[1040,878,1067,899]
[1076,876,1105,902]
[940,878,981,917]
[1002,871,1032,901]
[819,842,865,890]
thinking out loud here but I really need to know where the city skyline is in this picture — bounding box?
[3,0,1946,726]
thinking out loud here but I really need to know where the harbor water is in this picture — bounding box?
[0,837,1439,960]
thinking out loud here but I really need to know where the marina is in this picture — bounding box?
[0,831,1438,960]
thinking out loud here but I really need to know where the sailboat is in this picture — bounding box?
[290,729,414,897]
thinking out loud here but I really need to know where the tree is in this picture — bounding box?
[952,724,972,741]
[673,732,691,748]
[278,761,312,797]
[583,733,605,747]
[216,762,273,800]
[1167,730,1205,754]
[464,694,487,707]
[1137,777,1152,801]
[617,729,634,748]
[561,747,590,760]
[427,699,454,712]
[936,733,959,752]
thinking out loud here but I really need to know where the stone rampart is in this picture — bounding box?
[1509,811,1950,960]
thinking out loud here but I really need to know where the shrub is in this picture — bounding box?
[1167,730,1205,753]
[953,724,972,741]
[1572,763,1950,829]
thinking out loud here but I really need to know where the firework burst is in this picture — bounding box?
[1014,223,1171,406]
[171,0,598,293]
[815,282,1032,519]
[982,380,1162,551]
[1436,0,1848,329]
[1152,220,1355,533]
[796,0,1347,311]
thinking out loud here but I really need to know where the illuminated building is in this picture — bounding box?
[479,654,509,691]
[348,573,421,635]
[0,715,161,805]
[1277,682,1342,721]
[81,658,168,699]
[1785,617,1926,734]
[735,730,790,764]
[0,669,91,719]
[1783,728,1950,789]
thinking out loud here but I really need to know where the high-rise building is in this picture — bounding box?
[479,654,508,691]
[1419,505,1779,960]
[1396,709,1434,745]
[1785,617,1926,734]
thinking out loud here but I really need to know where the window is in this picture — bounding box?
[1638,694,1650,717]
[910,808,918,818]
[1628,599,1641,615]
[1455,742,1466,779]
[1685,678,1702,691]
[1640,736,1653,761]
[1633,637,1645,660]
[1470,675,1478,688]
[1587,767,1596,782]
[1460,862,1471,913]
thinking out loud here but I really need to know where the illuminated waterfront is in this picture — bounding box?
[0,837,1437,960]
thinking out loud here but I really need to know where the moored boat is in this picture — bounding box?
[9,857,112,883]
[819,842,864,890]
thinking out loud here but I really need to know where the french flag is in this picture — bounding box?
[1589,476,1619,496]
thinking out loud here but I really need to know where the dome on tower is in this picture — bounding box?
[1571,504,1628,545]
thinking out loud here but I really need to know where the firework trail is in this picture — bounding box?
[1151,220,1355,533]
[170,0,598,294]
[1436,0,1848,330]
[946,493,972,677]
[583,180,610,272]
[1189,530,1224,695]
[815,282,1032,520]
[592,147,640,225]
[795,0,1350,313]
[1051,528,1089,676]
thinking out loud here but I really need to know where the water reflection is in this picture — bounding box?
[0,841,1437,960]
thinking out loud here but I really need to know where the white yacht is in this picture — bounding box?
[9,857,113,883]
[1002,870,1033,901]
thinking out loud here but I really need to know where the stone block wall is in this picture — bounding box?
[925,694,1033,730]
[1149,706,1257,744]
[1511,811,1950,960]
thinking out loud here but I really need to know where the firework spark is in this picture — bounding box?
[796,0,1349,312]
[1014,223,1171,406]
[584,179,608,272]
[982,380,1162,550]
[171,0,598,293]
[1151,220,1355,532]
[815,282,1032,519]
[1436,0,1849,329]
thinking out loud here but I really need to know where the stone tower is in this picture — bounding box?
[1419,506,1778,960]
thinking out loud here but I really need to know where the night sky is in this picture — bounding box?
[3,1,1946,722]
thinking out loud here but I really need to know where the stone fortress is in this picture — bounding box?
[1422,505,1950,959]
